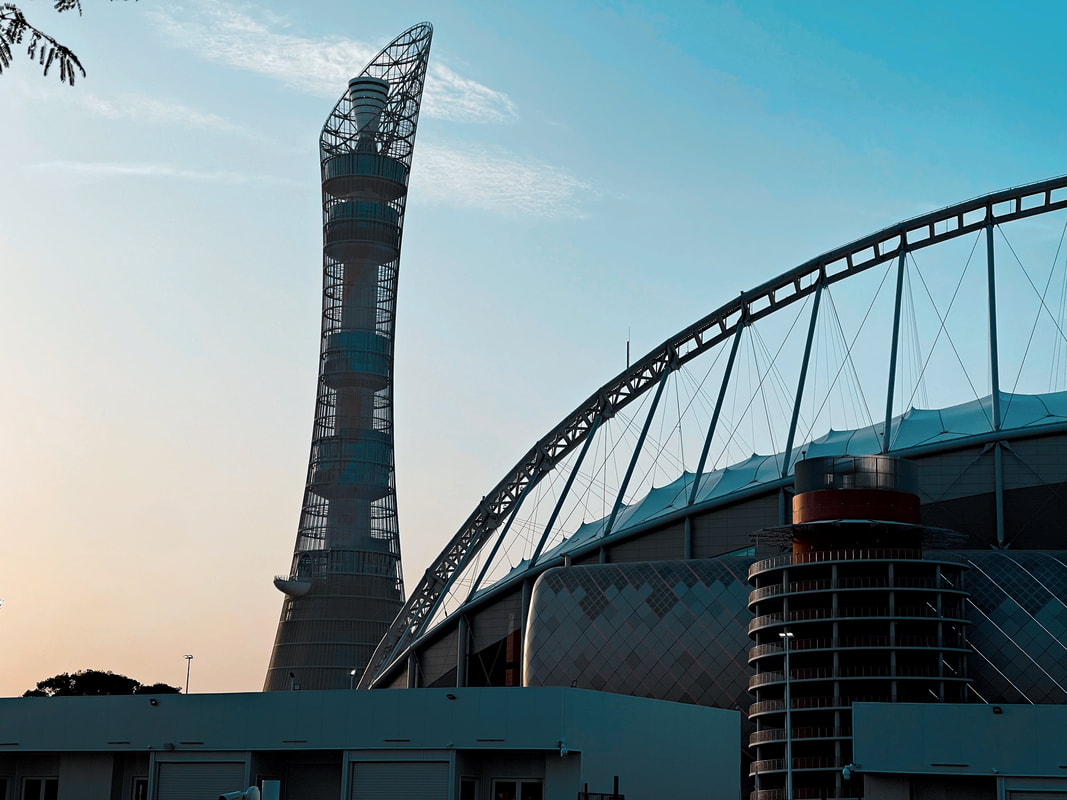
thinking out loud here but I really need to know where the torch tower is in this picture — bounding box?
[265,23,432,692]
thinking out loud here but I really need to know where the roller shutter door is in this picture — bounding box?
[156,762,245,800]
[350,761,449,800]
[286,764,341,800]
[1009,793,1067,800]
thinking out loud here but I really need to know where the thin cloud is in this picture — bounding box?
[7,77,267,142]
[79,93,253,137]
[414,144,590,218]
[150,2,517,123]
[423,64,516,124]
[26,149,589,219]
[27,161,301,186]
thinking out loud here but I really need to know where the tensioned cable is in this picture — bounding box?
[757,317,806,459]
[559,395,659,538]
[569,412,615,529]
[714,295,810,470]
[630,367,694,502]
[475,420,601,597]
[720,334,748,469]
[1055,225,1067,389]
[650,375,671,491]
[675,368,686,474]
[535,437,619,547]
[903,261,928,409]
[749,321,799,475]
[753,325,784,474]
[798,263,891,448]
[675,342,733,431]
[896,232,988,446]
[997,219,1067,419]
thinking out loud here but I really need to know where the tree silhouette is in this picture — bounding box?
[0,1,133,85]
[23,669,181,697]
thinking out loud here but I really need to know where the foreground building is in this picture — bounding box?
[264,23,432,692]
[0,688,737,800]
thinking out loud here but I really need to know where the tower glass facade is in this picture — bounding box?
[265,23,432,692]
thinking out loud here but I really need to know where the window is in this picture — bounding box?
[492,779,542,800]
[22,779,57,800]
[131,778,148,800]
[461,777,478,800]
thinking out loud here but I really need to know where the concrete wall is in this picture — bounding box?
[0,688,737,800]
[854,703,1067,779]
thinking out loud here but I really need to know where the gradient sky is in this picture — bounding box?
[1,0,1066,696]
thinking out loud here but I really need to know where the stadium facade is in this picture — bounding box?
[356,175,1067,799]
[264,23,433,692]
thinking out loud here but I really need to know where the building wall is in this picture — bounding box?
[853,703,1067,779]
[0,689,736,800]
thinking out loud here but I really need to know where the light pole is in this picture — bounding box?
[184,654,193,694]
[779,630,795,800]
[349,669,358,690]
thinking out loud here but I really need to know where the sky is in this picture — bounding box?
[1,0,1066,697]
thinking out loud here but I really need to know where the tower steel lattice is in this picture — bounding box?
[264,23,432,692]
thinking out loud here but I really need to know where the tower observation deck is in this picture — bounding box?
[264,23,432,692]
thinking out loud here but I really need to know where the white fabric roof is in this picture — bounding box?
[533,391,1067,567]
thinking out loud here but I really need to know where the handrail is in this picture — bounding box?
[748,694,893,716]
[748,634,968,660]
[749,574,967,602]
[748,604,968,631]
[749,549,925,577]
[750,726,852,745]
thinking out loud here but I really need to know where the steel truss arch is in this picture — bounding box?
[362,174,1067,688]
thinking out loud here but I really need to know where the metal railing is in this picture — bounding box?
[748,694,893,716]
[749,549,926,578]
[750,755,850,776]
[749,574,967,602]
[749,726,851,745]
[749,604,967,632]
[749,634,967,660]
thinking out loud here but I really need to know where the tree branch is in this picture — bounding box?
[0,3,86,84]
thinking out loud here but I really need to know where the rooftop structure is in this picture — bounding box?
[264,23,433,692]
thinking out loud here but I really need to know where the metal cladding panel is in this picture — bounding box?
[691,493,778,558]
[607,523,684,561]
[524,558,754,710]
[286,764,341,800]
[469,589,522,653]
[156,763,245,799]
[417,627,459,688]
[350,762,449,800]
[963,550,1067,704]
